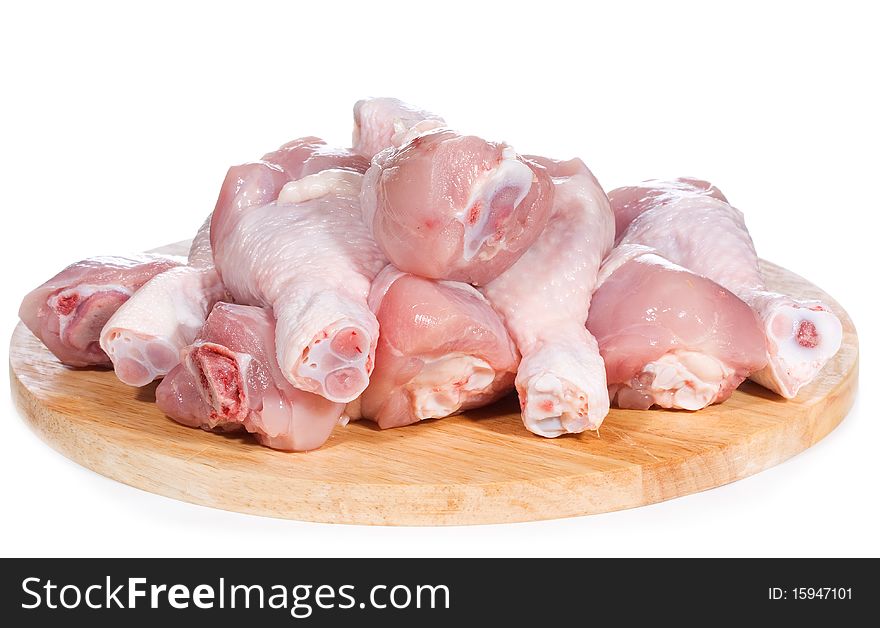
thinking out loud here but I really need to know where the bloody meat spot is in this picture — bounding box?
[796,320,819,349]
[193,346,243,419]
[55,293,79,316]
[467,202,482,226]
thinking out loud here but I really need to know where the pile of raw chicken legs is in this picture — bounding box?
[19,98,843,451]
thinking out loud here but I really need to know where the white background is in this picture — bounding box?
[1,1,876,557]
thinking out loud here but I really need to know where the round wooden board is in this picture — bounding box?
[9,248,858,525]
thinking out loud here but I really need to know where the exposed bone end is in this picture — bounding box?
[519,373,597,438]
[53,289,127,346]
[277,169,364,204]
[750,302,843,398]
[102,327,180,387]
[404,355,497,422]
[513,333,610,437]
[613,351,738,411]
[183,342,250,426]
[291,322,374,404]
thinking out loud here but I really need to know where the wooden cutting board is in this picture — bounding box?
[9,243,858,525]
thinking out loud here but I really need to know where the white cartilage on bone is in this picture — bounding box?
[406,354,495,420]
[456,147,533,261]
[277,170,364,204]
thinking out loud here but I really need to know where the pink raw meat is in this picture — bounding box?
[481,156,614,436]
[19,255,183,367]
[156,302,344,451]
[212,168,386,403]
[355,266,519,429]
[587,246,768,410]
[612,179,843,398]
[361,128,554,285]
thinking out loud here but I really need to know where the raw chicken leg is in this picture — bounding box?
[588,245,768,409]
[352,97,445,159]
[355,266,519,428]
[19,255,182,366]
[156,303,344,451]
[611,179,843,398]
[481,157,614,436]
[101,138,368,387]
[212,168,387,403]
[362,129,554,285]
[100,217,227,386]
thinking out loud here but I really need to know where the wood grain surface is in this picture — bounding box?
[8,243,859,525]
